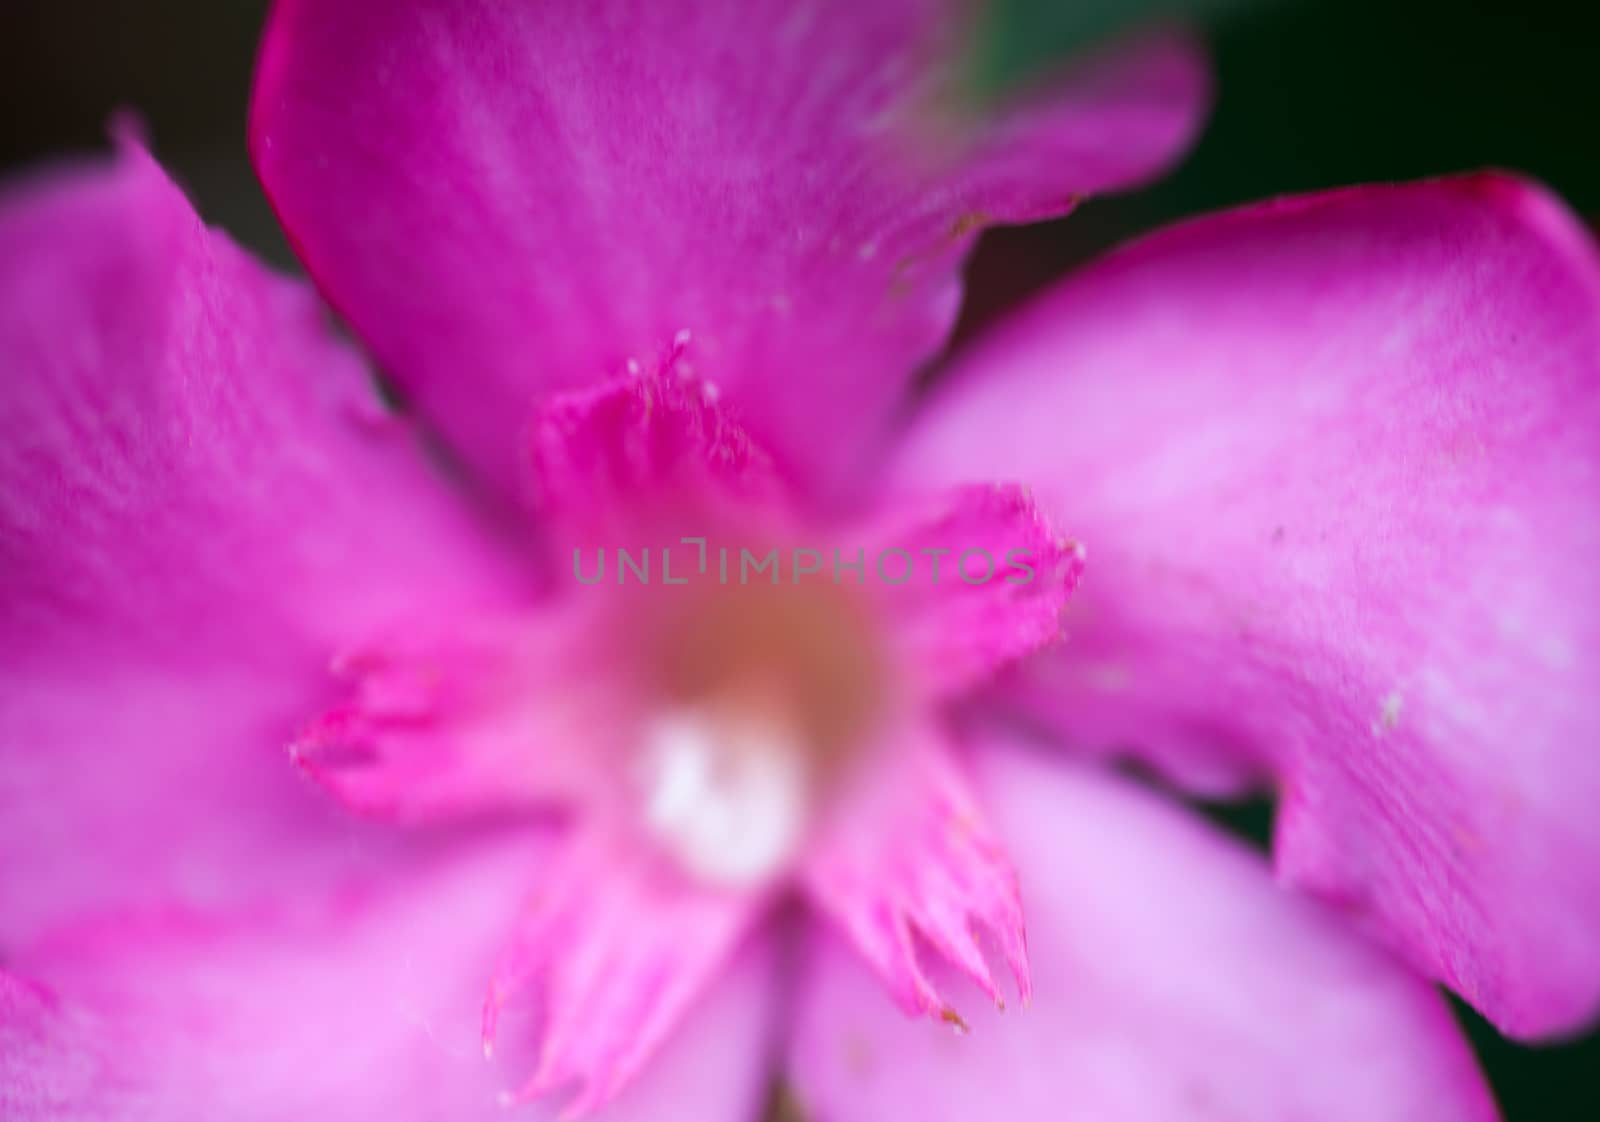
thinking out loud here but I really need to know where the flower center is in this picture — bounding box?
[632,581,889,885]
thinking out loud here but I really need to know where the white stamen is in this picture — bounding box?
[640,708,808,886]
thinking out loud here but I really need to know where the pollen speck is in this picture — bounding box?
[948,210,989,240]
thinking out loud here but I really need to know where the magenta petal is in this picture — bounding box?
[788,735,1498,1122]
[0,146,526,940]
[857,484,1083,697]
[482,834,771,1115]
[1,837,779,1122]
[528,366,790,536]
[801,725,1030,1025]
[291,607,633,824]
[886,175,1600,1036]
[250,1,1208,494]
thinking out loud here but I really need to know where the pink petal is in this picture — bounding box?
[250,0,1208,494]
[0,671,399,951]
[290,607,626,824]
[482,834,771,1116]
[528,364,790,539]
[1,971,131,1119]
[1,836,780,1122]
[800,724,1030,1026]
[788,733,1499,1122]
[885,175,1600,1035]
[0,145,526,940]
[855,484,1084,697]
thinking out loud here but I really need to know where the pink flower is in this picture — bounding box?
[4,2,1599,1120]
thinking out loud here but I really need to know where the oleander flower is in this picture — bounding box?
[4,2,1599,1120]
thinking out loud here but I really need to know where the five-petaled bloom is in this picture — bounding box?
[4,2,1600,1120]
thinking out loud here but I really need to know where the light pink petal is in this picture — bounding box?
[482,833,771,1116]
[789,733,1498,1122]
[0,146,527,940]
[854,484,1084,697]
[801,724,1030,1026]
[1,836,780,1122]
[885,175,1600,1036]
[0,971,119,1119]
[251,1,1208,493]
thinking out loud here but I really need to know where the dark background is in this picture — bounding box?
[2,0,1596,1116]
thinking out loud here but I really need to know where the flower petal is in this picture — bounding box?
[1,836,779,1122]
[289,609,621,823]
[855,484,1083,697]
[885,175,1600,1035]
[527,365,790,540]
[0,972,102,1120]
[788,733,1498,1122]
[0,145,527,941]
[800,724,1030,1025]
[250,0,1208,493]
[482,833,771,1116]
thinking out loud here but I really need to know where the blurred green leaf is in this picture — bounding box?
[974,0,1280,92]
